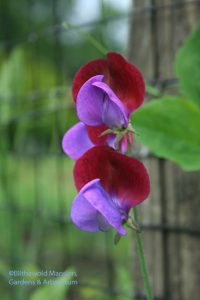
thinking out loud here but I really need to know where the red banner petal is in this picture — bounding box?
[72,59,108,101]
[106,52,145,112]
[72,52,145,113]
[74,146,150,209]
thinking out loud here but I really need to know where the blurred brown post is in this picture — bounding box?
[128,1,200,299]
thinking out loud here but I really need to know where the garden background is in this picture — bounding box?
[0,0,200,299]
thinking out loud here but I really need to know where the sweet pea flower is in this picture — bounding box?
[72,52,145,113]
[62,52,145,159]
[71,146,150,236]
[76,75,129,129]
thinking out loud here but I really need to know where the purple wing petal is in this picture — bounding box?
[62,122,94,160]
[76,75,105,126]
[70,191,99,232]
[93,81,129,128]
[96,212,112,231]
[106,135,116,149]
[71,179,126,235]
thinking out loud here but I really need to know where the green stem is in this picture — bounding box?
[133,207,154,300]
[62,22,108,55]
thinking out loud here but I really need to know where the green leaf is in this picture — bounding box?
[30,269,77,300]
[175,23,200,107]
[133,97,200,171]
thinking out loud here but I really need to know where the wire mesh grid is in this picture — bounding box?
[1,1,200,300]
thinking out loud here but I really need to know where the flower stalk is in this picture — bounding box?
[133,207,154,300]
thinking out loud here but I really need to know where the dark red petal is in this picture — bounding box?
[72,59,108,102]
[74,146,150,209]
[106,52,145,112]
[72,52,145,112]
[86,124,109,145]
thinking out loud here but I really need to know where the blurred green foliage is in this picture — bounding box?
[30,268,75,300]
[1,0,200,298]
[0,0,126,153]
[175,22,200,107]
[0,154,135,300]
[0,1,136,299]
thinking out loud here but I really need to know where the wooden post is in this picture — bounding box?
[128,1,200,299]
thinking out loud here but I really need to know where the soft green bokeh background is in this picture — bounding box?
[0,1,135,299]
[1,0,200,299]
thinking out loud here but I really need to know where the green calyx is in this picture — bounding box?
[114,215,141,245]
[100,122,139,150]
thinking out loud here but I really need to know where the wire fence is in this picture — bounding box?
[1,1,200,300]
[1,0,200,49]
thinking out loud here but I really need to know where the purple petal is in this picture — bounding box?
[92,81,129,128]
[106,135,116,149]
[76,75,104,126]
[121,135,128,153]
[62,122,94,160]
[96,212,112,231]
[70,179,126,235]
[70,191,99,232]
